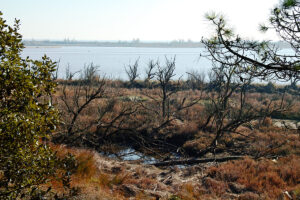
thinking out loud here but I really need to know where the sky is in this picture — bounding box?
[1,0,281,41]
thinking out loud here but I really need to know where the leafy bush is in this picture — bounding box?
[0,12,64,198]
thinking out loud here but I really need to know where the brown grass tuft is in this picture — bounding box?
[207,155,300,198]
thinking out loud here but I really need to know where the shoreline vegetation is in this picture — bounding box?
[23,39,292,49]
[49,76,300,199]
[2,0,300,198]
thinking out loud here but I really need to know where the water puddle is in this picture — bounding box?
[104,148,158,164]
[102,148,190,168]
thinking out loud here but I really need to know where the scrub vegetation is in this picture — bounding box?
[0,0,299,199]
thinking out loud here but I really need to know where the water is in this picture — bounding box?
[22,46,211,80]
[107,148,158,164]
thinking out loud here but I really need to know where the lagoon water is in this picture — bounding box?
[22,46,211,80]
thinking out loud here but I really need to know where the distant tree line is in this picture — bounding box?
[23,39,205,48]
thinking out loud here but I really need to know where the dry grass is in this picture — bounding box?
[43,143,300,199]
[207,155,300,198]
[48,83,300,199]
[46,144,129,199]
[173,182,204,200]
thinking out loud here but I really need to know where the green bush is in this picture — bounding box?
[0,12,61,198]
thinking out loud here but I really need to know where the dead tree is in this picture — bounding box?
[152,155,244,167]
[125,58,139,86]
[95,99,141,141]
[200,62,290,156]
[156,57,177,119]
[186,70,206,90]
[141,57,203,130]
[144,59,157,85]
[204,64,250,147]
[57,63,143,147]
[65,63,80,81]
[59,63,106,139]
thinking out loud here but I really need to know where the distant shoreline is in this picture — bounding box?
[23,40,292,49]
[25,46,63,48]
[24,45,204,49]
[23,43,205,48]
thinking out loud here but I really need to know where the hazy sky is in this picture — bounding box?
[1,0,280,41]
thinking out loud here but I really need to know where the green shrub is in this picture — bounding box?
[0,12,61,198]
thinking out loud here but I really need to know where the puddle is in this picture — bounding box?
[102,148,191,168]
[104,148,158,164]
